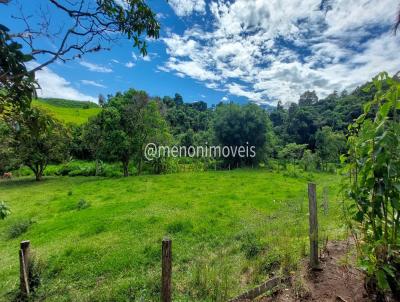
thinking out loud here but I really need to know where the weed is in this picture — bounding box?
[7,219,34,239]
[76,199,90,210]
[239,232,263,259]
[166,220,193,234]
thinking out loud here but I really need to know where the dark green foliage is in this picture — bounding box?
[0,120,20,173]
[239,232,263,259]
[0,25,36,115]
[84,89,170,176]
[213,103,274,166]
[12,108,71,181]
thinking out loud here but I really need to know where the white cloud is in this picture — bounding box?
[79,61,113,73]
[113,0,128,9]
[34,67,96,102]
[168,0,206,17]
[111,59,120,64]
[159,0,400,104]
[125,61,135,68]
[142,55,151,62]
[80,80,106,88]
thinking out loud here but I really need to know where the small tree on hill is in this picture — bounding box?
[13,108,70,181]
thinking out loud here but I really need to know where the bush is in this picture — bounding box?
[76,199,90,210]
[7,219,34,239]
[238,231,263,259]
[0,201,11,220]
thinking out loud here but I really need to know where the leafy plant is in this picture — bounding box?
[0,201,11,220]
[345,72,400,298]
[76,199,91,211]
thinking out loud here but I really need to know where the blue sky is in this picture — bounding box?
[1,0,400,106]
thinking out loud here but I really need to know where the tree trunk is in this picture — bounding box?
[123,160,129,177]
[137,157,143,175]
[95,159,100,176]
[35,170,43,181]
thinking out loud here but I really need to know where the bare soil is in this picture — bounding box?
[261,240,372,302]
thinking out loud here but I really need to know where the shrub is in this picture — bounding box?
[7,219,34,239]
[76,199,90,210]
[0,201,11,220]
[240,232,263,259]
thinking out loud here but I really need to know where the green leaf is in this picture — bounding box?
[376,269,390,290]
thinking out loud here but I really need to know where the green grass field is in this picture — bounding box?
[32,99,100,125]
[0,170,345,301]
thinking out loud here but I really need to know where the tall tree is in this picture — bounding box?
[85,89,170,176]
[213,103,273,166]
[12,108,70,180]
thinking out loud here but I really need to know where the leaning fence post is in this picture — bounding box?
[323,186,328,215]
[308,183,319,270]
[161,238,172,302]
[19,241,30,296]
[21,240,30,274]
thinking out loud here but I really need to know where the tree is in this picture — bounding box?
[315,126,346,170]
[213,103,273,166]
[85,89,170,176]
[98,94,106,108]
[298,91,318,107]
[301,149,317,171]
[174,93,183,106]
[13,108,70,180]
[0,119,20,173]
[278,143,307,167]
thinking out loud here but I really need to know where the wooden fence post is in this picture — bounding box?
[19,240,30,296]
[21,240,30,273]
[323,186,328,215]
[161,238,172,302]
[308,183,319,270]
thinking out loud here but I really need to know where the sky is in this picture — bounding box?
[1,0,400,106]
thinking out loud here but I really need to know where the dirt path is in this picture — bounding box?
[261,240,371,302]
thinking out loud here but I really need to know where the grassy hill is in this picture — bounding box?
[32,98,101,125]
[0,170,344,301]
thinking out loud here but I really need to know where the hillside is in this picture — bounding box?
[32,98,101,125]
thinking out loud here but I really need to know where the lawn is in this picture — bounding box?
[32,99,100,125]
[0,169,345,301]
